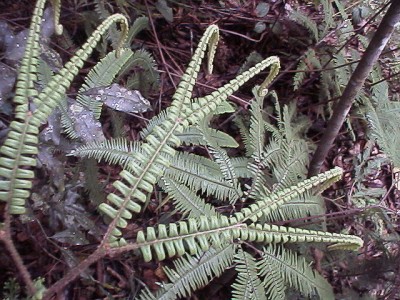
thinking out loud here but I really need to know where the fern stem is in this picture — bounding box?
[42,247,106,300]
[0,206,36,295]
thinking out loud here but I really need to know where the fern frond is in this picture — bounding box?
[59,98,79,140]
[13,0,62,114]
[260,245,334,299]
[200,121,242,203]
[99,26,221,245]
[321,0,334,33]
[0,12,129,214]
[208,146,242,203]
[160,178,220,218]
[77,48,134,119]
[124,49,160,95]
[246,88,269,198]
[293,49,321,91]
[232,248,266,300]
[70,137,142,170]
[365,99,400,167]
[262,194,325,223]
[164,152,239,201]
[188,56,280,124]
[139,244,236,300]
[258,248,286,300]
[235,167,342,223]
[289,10,319,42]
[131,213,362,262]
[233,114,252,156]
[248,89,266,161]
[125,16,149,44]
[333,51,351,91]
[177,126,239,148]
[231,157,252,178]
[268,139,309,191]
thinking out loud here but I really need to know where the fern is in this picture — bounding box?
[160,177,220,217]
[365,79,400,167]
[126,16,149,44]
[289,10,319,42]
[70,138,142,170]
[0,0,128,214]
[96,25,283,247]
[125,49,160,96]
[232,248,266,300]
[259,245,334,299]
[0,5,364,298]
[139,244,237,300]
[76,48,134,119]
[165,152,239,201]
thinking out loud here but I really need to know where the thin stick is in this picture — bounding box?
[308,0,400,177]
[0,205,36,295]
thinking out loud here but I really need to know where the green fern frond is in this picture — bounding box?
[201,122,242,203]
[77,48,134,119]
[207,146,242,204]
[160,178,220,218]
[365,99,400,167]
[139,244,236,300]
[333,51,351,91]
[125,16,149,45]
[59,98,79,140]
[13,0,62,113]
[262,194,325,223]
[99,25,221,246]
[100,25,280,245]
[289,10,319,42]
[260,245,334,299]
[246,88,269,198]
[133,213,362,262]
[268,140,309,191]
[248,88,266,161]
[176,126,239,148]
[321,0,335,32]
[164,152,240,201]
[258,248,286,300]
[70,137,142,170]
[233,114,252,156]
[124,49,160,95]
[235,167,342,223]
[293,60,307,91]
[232,248,266,300]
[231,157,252,178]
[0,10,129,214]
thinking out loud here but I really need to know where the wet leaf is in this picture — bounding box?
[37,146,64,189]
[40,7,56,41]
[51,229,88,245]
[255,2,270,18]
[83,83,152,114]
[254,22,266,33]
[41,109,62,145]
[68,102,105,143]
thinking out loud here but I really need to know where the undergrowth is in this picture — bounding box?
[0,0,399,299]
